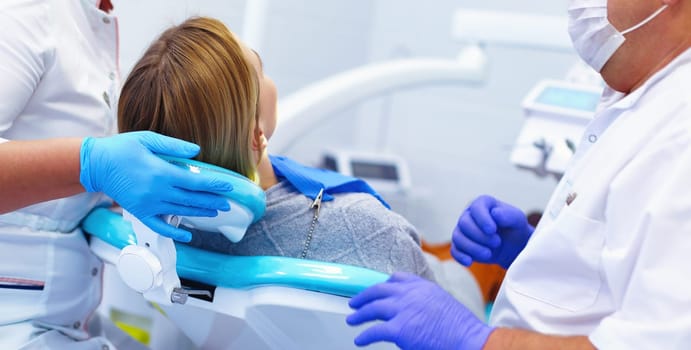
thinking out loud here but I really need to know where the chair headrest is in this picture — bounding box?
[160,155,266,242]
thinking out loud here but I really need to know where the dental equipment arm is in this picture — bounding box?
[271,50,487,153]
[451,195,534,269]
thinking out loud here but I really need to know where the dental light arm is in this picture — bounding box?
[271,49,488,153]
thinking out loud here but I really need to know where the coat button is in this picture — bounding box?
[103,92,110,108]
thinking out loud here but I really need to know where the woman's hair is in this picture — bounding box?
[118,17,260,181]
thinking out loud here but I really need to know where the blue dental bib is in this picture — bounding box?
[269,155,390,209]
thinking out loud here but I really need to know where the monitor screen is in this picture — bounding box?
[350,161,399,181]
[535,86,600,113]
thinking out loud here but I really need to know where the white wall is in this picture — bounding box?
[114,0,247,76]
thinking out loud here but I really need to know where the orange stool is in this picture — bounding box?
[421,240,506,305]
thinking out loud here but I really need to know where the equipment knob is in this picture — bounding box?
[117,245,163,293]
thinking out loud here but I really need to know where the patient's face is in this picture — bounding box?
[241,41,278,141]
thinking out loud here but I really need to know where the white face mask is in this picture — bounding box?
[568,0,669,72]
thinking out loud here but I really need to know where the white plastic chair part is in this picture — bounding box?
[91,233,198,350]
[161,286,398,350]
[89,236,121,265]
[178,200,254,243]
[118,211,180,306]
[117,245,162,293]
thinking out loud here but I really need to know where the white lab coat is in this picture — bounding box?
[0,1,143,349]
[491,48,691,349]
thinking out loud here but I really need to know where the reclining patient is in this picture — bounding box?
[118,17,433,280]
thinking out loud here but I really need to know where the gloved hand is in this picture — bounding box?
[80,131,233,242]
[451,195,534,269]
[347,272,493,350]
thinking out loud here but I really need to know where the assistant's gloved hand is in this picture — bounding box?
[347,272,493,350]
[80,131,232,242]
[451,195,534,269]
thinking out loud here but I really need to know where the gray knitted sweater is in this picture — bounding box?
[188,180,434,280]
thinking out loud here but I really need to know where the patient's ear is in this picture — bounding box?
[252,128,268,152]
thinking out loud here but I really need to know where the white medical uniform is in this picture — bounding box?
[491,48,691,349]
[0,1,144,349]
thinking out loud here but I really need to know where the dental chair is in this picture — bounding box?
[82,156,396,350]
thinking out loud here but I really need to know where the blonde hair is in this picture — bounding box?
[118,17,260,181]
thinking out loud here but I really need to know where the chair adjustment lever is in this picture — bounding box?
[171,287,213,304]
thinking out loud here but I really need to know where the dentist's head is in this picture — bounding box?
[568,0,691,93]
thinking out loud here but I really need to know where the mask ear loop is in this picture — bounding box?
[621,5,669,35]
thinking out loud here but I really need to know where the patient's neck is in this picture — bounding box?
[257,154,278,191]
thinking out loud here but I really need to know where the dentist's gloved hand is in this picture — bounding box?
[80,131,232,242]
[451,195,534,269]
[347,272,493,350]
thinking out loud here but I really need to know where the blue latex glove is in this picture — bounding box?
[347,272,493,350]
[80,131,233,242]
[451,195,534,269]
